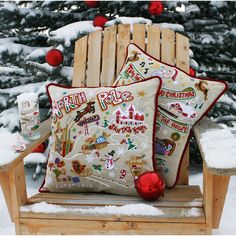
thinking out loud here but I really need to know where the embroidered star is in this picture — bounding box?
[72,127,76,133]
[117,147,125,157]
[122,103,127,107]
[137,90,146,97]
[145,113,149,117]
[106,111,110,115]
[86,154,95,163]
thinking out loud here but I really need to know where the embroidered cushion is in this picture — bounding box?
[40,77,162,196]
[114,44,227,187]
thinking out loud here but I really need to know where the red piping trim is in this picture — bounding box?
[39,76,162,192]
[114,43,228,188]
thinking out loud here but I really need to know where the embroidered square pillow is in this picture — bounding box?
[40,77,162,196]
[114,43,227,188]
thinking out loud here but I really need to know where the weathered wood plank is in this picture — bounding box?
[87,30,102,86]
[116,24,130,76]
[176,33,190,72]
[133,24,146,50]
[72,35,88,87]
[19,218,206,235]
[0,118,51,172]
[203,161,213,234]
[26,186,203,214]
[147,25,160,59]
[20,205,205,223]
[212,175,230,228]
[175,32,190,186]
[100,25,117,86]
[161,28,175,65]
[0,171,14,222]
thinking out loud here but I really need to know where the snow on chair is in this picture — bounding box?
[0,24,235,235]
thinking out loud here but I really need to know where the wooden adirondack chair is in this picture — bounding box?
[0,24,233,235]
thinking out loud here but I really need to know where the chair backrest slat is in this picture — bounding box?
[101,25,117,86]
[116,24,131,76]
[176,33,190,72]
[161,28,175,66]
[175,32,190,185]
[72,24,190,185]
[72,35,88,87]
[133,24,146,50]
[147,25,161,59]
[87,30,102,86]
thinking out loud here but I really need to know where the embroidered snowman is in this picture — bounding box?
[101,150,119,170]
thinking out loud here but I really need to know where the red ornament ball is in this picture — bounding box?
[189,67,196,77]
[135,171,165,201]
[32,143,46,153]
[45,49,63,67]
[148,1,164,16]
[85,1,99,8]
[93,15,108,28]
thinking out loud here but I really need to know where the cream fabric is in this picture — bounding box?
[114,44,227,187]
[41,78,161,195]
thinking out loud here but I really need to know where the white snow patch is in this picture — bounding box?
[49,21,101,47]
[210,1,226,8]
[24,153,47,165]
[106,16,152,27]
[0,107,19,131]
[0,43,36,58]
[0,132,23,166]
[154,23,184,32]
[25,47,50,60]
[200,129,236,169]
[181,208,202,217]
[21,202,164,216]
[0,82,45,97]
[230,28,236,37]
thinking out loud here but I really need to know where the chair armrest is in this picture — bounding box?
[193,117,236,175]
[0,118,51,172]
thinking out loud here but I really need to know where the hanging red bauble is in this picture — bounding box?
[85,1,99,8]
[45,49,63,67]
[93,15,108,28]
[148,1,164,16]
[189,67,196,77]
[135,171,165,201]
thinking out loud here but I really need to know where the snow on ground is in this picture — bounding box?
[0,164,236,234]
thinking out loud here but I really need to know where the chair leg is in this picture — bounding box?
[203,161,231,232]
[212,175,230,229]
[203,161,213,234]
[0,161,27,235]
[0,171,15,222]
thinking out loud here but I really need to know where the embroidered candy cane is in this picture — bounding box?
[119,170,126,179]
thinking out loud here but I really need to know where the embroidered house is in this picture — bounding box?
[115,104,144,126]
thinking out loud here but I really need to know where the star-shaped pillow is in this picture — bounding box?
[114,43,227,188]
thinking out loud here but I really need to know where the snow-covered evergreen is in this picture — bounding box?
[0,1,235,132]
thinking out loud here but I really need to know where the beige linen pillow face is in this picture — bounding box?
[114,44,227,188]
[40,77,162,196]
